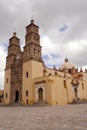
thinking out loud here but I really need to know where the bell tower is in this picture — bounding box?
[23,19,42,62]
[22,20,44,105]
[6,32,21,69]
[4,32,22,104]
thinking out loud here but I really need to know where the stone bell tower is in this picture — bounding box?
[6,32,21,69]
[4,32,22,104]
[23,19,42,62]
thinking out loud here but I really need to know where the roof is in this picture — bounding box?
[60,58,75,70]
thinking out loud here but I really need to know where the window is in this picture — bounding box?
[82,83,84,90]
[34,48,36,54]
[14,58,15,63]
[26,72,28,78]
[7,78,9,83]
[6,93,8,98]
[64,80,67,88]
[37,49,40,54]
[26,90,28,96]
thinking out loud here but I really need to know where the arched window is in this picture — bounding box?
[26,72,29,78]
[7,78,9,83]
[64,80,66,88]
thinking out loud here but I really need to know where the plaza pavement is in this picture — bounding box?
[0,103,87,130]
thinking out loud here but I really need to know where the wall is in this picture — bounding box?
[22,60,44,105]
[78,81,87,100]
[22,61,32,105]
[0,90,4,103]
[32,60,44,78]
[4,69,11,104]
[50,76,68,105]
[33,75,74,106]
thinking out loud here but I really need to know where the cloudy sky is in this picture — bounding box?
[0,0,87,89]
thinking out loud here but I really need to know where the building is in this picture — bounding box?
[0,90,4,103]
[4,19,87,106]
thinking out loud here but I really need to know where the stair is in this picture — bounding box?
[0,102,49,107]
[1,102,23,107]
[26,102,49,107]
[72,100,87,104]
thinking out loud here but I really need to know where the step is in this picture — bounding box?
[72,100,87,104]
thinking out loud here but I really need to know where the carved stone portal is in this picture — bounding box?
[35,83,45,102]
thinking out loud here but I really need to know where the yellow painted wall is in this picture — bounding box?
[32,61,44,78]
[83,73,87,81]
[22,60,44,105]
[78,81,87,100]
[4,69,11,104]
[22,61,32,104]
[45,80,52,104]
[33,75,74,106]
[79,73,87,100]
[50,76,68,105]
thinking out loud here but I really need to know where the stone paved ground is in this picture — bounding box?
[0,104,87,130]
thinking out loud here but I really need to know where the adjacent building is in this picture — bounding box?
[0,90,4,103]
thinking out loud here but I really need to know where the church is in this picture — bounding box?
[4,19,87,106]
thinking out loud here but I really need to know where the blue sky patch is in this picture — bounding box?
[59,24,69,32]
[1,42,8,53]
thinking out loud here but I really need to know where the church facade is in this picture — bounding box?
[4,19,87,106]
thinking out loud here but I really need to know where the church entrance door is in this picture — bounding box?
[15,91,19,102]
[38,88,43,102]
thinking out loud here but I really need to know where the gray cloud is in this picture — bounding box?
[0,0,87,69]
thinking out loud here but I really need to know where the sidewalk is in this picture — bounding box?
[0,104,87,130]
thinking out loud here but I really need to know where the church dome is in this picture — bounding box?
[60,58,75,70]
